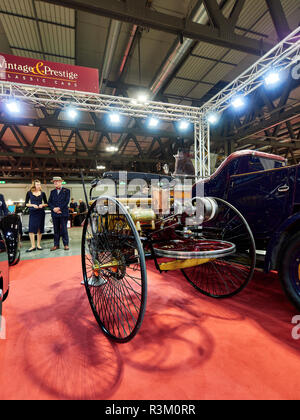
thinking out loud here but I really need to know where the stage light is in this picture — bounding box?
[178,120,190,131]
[207,113,219,124]
[6,100,20,113]
[148,117,159,128]
[106,145,118,152]
[264,70,280,86]
[66,107,78,120]
[109,112,120,124]
[231,95,245,109]
[137,93,149,103]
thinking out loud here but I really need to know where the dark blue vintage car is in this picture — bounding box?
[193,150,300,309]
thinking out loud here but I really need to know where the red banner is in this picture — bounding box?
[0,53,99,93]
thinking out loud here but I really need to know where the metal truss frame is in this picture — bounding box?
[196,26,300,177]
[194,117,210,179]
[201,26,300,115]
[212,75,300,149]
[0,79,209,179]
[0,82,202,123]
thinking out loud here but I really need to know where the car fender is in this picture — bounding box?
[265,212,300,272]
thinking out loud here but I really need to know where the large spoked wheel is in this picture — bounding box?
[82,196,147,343]
[181,197,256,298]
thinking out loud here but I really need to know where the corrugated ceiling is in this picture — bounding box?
[35,1,75,26]
[0,0,75,64]
[177,56,219,81]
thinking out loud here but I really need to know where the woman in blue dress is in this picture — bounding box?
[25,180,48,252]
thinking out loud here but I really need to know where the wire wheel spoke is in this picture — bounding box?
[82,196,147,342]
[182,197,256,298]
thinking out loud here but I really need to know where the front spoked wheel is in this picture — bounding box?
[82,196,147,343]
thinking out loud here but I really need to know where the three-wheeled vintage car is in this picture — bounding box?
[81,169,256,342]
[80,149,300,342]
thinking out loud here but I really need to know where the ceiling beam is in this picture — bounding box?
[229,0,246,27]
[38,0,273,55]
[265,0,291,40]
[202,0,231,31]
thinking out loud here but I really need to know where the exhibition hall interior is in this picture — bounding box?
[0,0,300,401]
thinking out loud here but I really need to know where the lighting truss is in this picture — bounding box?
[0,81,202,123]
[194,117,210,179]
[0,79,208,180]
[201,26,300,115]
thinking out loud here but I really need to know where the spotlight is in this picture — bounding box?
[178,120,190,131]
[231,95,245,109]
[137,93,149,103]
[97,165,106,170]
[109,112,120,124]
[106,145,118,152]
[6,100,20,113]
[148,117,159,128]
[207,113,219,124]
[66,107,78,120]
[264,70,280,86]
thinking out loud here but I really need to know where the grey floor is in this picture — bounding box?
[20,227,82,260]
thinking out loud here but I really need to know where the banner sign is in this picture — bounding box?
[0,53,99,93]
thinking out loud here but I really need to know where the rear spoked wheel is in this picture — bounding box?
[181,197,256,298]
[82,196,147,343]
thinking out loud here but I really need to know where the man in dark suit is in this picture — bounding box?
[48,176,70,251]
[0,193,8,217]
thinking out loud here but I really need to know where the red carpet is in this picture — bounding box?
[0,255,299,400]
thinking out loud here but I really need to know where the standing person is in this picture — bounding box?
[69,198,78,211]
[69,198,77,228]
[78,199,87,224]
[0,193,8,217]
[25,180,48,252]
[48,176,70,251]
